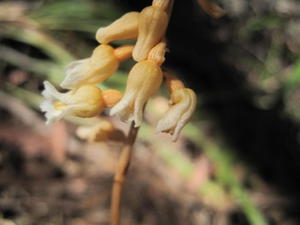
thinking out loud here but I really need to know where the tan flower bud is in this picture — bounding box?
[40,81,104,124]
[110,61,163,127]
[114,45,134,62]
[156,88,197,141]
[61,45,132,89]
[133,6,168,62]
[197,0,225,19]
[147,41,166,66]
[96,12,139,44]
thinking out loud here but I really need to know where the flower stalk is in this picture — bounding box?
[110,122,139,225]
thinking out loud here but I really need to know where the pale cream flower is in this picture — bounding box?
[132,6,168,61]
[110,61,163,127]
[156,88,197,141]
[61,45,133,89]
[40,81,104,124]
[109,42,166,127]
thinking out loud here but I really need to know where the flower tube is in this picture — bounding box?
[40,81,104,124]
[109,61,163,127]
[61,45,133,89]
[96,12,139,44]
[110,42,166,127]
[132,6,168,61]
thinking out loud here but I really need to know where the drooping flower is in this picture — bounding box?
[96,11,139,44]
[109,61,163,127]
[109,42,166,127]
[40,81,104,124]
[60,45,133,89]
[132,5,168,61]
[156,88,197,141]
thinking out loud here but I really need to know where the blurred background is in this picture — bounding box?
[1,0,300,224]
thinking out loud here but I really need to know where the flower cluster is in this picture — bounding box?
[40,0,197,141]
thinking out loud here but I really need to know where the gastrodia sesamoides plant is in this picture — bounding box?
[40,0,198,141]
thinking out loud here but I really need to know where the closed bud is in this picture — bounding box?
[40,81,104,124]
[133,6,168,62]
[156,88,197,141]
[110,61,163,127]
[61,45,132,89]
[96,12,139,44]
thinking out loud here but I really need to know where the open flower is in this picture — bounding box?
[110,61,163,127]
[61,45,133,89]
[156,88,197,141]
[40,81,104,124]
[109,42,165,127]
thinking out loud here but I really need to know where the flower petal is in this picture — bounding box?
[172,89,197,141]
[60,58,89,89]
[109,91,136,122]
[42,81,63,100]
[156,88,197,141]
[40,99,63,124]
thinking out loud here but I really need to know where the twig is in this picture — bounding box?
[110,122,139,225]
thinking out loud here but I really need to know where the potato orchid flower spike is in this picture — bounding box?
[110,42,166,127]
[40,81,122,124]
[156,74,197,141]
[61,44,133,89]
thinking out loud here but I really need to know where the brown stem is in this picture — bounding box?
[110,122,139,225]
